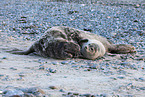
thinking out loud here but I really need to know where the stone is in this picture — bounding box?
[49,86,57,89]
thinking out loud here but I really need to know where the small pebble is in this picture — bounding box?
[67,92,73,95]
[3,89,24,96]
[61,61,69,64]
[100,93,107,97]
[39,65,45,70]
[68,10,79,14]
[73,92,79,95]
[21,16,27,18]
[2,56,7,59]
[24,93,35,97]
[18,19,27,23]
[0,74,5,77]
[17,77,24,81]
[48,68,57,73]
[117,76,125,79]
[110,77,117,80]
[83,28,92,32]
[89,64,98,69]
[80,93,92,97]
[18,73,25,77]
[46,73,51,76]
[126,83,133,89]
[125,94,134,97]
[51,62,59,65]
[71,65,78,68]
[26,87,45,95]
[134,20,138,22]
[59,89,65,92]
[120,62,131,66]
[10,67,17,70]
[140,87,145,90]
[49,86,57,89]
[138,77,145,81]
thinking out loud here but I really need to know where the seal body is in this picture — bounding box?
[11,26,136,59]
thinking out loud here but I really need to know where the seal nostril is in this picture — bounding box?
[90,48,93,51]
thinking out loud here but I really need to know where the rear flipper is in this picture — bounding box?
[7,46,34,55]
[108,44,136,54]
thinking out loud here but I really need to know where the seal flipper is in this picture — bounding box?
[10,45,35,55]
[108,44,136,54]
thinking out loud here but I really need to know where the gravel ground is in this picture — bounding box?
[0,0,145,96]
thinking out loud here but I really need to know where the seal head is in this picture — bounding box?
[81,39,106,60]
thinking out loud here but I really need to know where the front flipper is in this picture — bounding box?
[108,44,136,54]
[50,42,81,59]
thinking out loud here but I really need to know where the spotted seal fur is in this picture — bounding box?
[10,26,136,59]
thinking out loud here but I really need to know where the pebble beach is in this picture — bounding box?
[0,0,145,96]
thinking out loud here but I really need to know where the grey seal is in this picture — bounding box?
[10,26,136,59]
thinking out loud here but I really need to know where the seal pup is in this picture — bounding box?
[10,26,136,59]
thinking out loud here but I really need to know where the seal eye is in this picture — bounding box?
[90,47,94,51]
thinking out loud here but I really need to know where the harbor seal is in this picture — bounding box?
[10,26,136,59]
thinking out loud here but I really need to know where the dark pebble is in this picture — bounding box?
[39,64,45,70]
[110,77,117,80]
[48,68,57,73]
[112,66,118,69]
[18,19,27,23]
[138,77,145,81]
[100,93,107,97]
[83,28,92,32]
[134,57,145,61]
[120,62,131,66]
[11,95,21,97]
[18,73,25,77]
[125,94,134,97]
[86,68,91,71]
[126,83,133,89]
[51,62,59,65]
[24,93,35,97]
[133,20,138,22]
[129,64,137,70]
[140,87,145,90]
[2,56,7,59]
[0,74,5,77]
[73,92,79,95]
[68,10,79,14]
[67,92,73,95]
[135,77,145,81]
[49,86,57,89]
[68,94,74,97]
[80,93,92,97]
[10,67,17,70]
[117,76,125,79]
[89,64,98,69]
[71,65,79,68]
[59,89,65,92]
[61,61,69,64]
[17,77,23,81]
[21,16,27,18]
[46,73,51,76]
[62,94,67,96]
